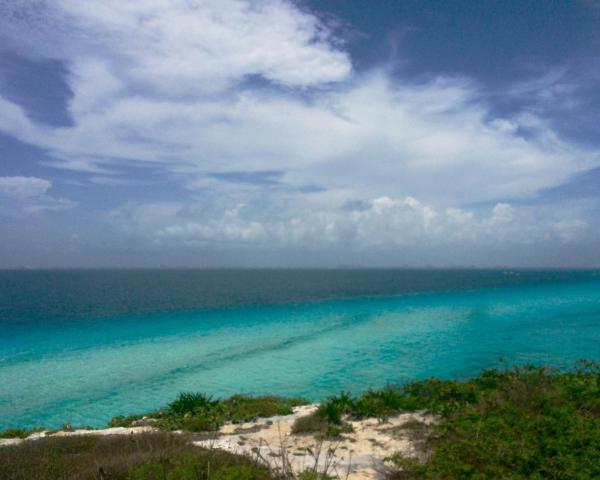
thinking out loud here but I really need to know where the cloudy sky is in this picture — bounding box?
[1,0,600,267]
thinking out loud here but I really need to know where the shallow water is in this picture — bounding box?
[1,269,599,429]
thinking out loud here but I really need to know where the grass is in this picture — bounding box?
[0,432,277,480]
[291,412,329,434]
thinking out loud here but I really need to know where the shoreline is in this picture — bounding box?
[3,364,599,479]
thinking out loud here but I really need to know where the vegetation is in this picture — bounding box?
[0,428,42,439]
[381,362,600,479]
[0,432,277,480]
[1,394,307,439]
[290,411,353,438]
[106,414,147,428]
[2,362,599,479]
[291,392,356,438]
[289,362,600,478]
[291,412,328,435]
[106,393,309,433]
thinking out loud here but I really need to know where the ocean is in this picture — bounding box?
[1,269,599,430]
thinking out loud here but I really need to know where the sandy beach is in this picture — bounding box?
[1,404,435,480]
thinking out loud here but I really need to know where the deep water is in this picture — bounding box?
[1,269,600,430]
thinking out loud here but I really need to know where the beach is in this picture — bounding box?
[1,404,435,480]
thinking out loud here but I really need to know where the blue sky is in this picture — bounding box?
[1,0,599,267]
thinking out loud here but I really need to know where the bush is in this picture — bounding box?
[317,391,353,425]
[222,395,307,424]
[181,410,224,432]
[169,392,221,417]
[128,452,274,480]
[386,363,600,480]
[106,414,145,428]
[324,422,353,438]
[115,392,309,433]
[0,428,35,439]
[297,470,337,480]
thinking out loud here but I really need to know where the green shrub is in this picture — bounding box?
[387,363,600,480]
[324,422,353,438]
[128,450,274,480]
[212,465,273,480]
[128,461,165,480]
[107,414,145,428]
[352,388,406,420]
[181,410,224,432]
[297,470,337,480]
[222,394,307,423]
[0,428,33,439]
[317,391,353,425]
[169,392,220,417]
[152,392,308,433]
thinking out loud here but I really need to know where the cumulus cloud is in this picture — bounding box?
[106,194,595,252]
[0,176,75,215]
[0,176,51,198]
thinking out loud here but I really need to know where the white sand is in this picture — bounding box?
[1,405,434,480]
[195,405,434,480]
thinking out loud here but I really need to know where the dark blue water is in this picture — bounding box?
[1,269,599,430]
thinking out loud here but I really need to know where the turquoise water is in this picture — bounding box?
[1,269,600,430]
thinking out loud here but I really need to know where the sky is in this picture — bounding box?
[1,0,600,268]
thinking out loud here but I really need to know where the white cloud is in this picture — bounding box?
[5,0,351,94]
[107,194,595,251]
[0,176,76,215]
[0,176,51,198]
[22,197,77,213]
[0,0,599,259]
[1,72,596,207]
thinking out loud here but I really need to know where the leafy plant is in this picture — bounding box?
[386,362,600,479]
[168,392,220,417]
[222,395,307,424]
[133,392,309,433]
[0,428,39,439]
[106,413,146,428]
[317,391,353,425]
[324,422,353,438]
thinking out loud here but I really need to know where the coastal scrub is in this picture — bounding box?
[106,393,309,433]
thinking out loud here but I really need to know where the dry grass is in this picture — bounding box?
[291,413,328,435]
[0,431,276,480]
